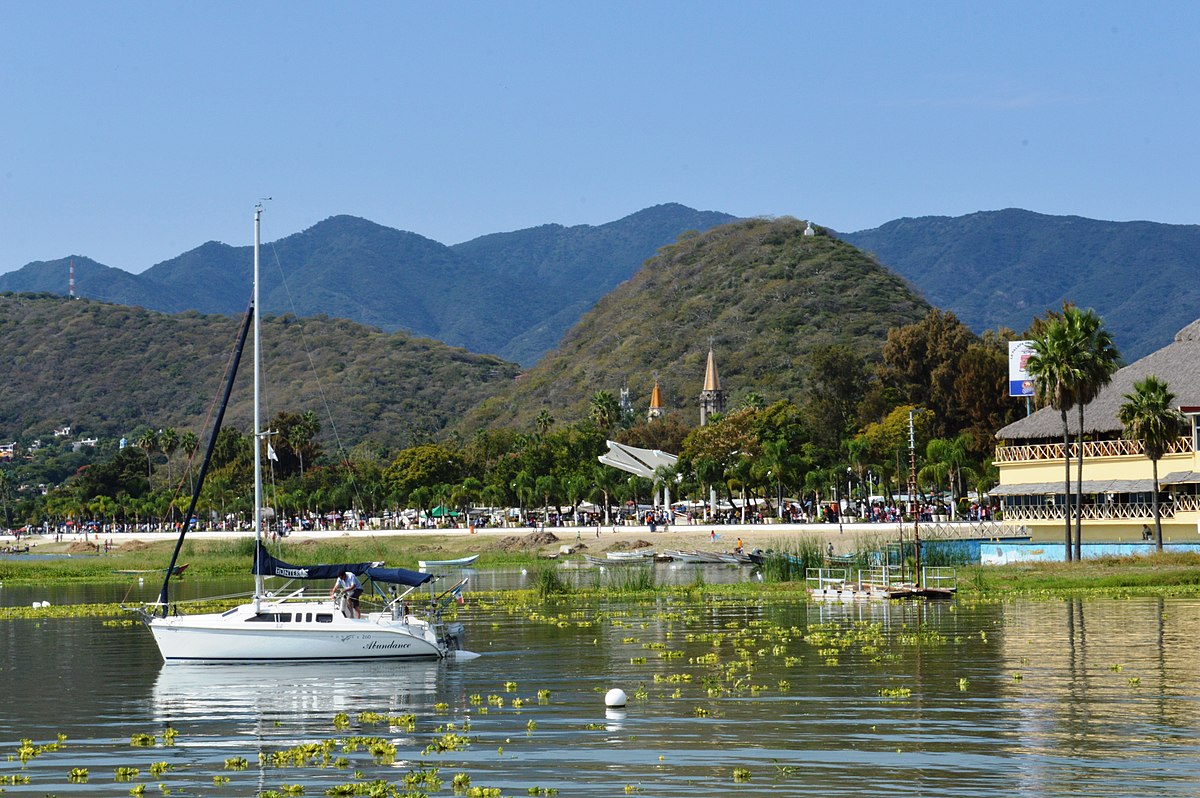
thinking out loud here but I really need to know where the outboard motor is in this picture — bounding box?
[444,622,466,651]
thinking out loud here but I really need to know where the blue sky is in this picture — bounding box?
[3,2,1197,274]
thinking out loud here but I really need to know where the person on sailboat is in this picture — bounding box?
[331,569,364,618]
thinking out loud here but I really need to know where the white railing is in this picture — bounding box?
[1002,502,1175,521]
[995,436,1193,464]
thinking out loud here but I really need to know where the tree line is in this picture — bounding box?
[2,305,1182,537]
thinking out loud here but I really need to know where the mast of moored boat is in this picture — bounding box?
[253,204,264,611]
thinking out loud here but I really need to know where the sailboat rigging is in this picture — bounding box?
[135,206,472,663]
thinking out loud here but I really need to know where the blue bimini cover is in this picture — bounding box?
[252,550,433,587]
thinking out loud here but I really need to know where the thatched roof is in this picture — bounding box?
[996,319,1200,442]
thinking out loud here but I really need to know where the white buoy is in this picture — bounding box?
[605,688,627,708]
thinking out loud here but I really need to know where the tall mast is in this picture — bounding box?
[253,205,264,602]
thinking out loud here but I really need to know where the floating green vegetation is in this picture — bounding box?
[424,732,471,755]
[67,767,89,782]
[224,756,249,770]
[466,787,503,798]
[878,686,912,699]
[130,732,157,747]
[528,787,559,796]
[733,767,752,782]
[332,712,351,730]
[357,711,416,732]
[15,733,66,763]
[114,766,140,781]
[268,740,336,768]
[403,766,442,791]
[0,774,30,785]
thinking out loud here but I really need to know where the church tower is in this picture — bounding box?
[699,344,726,426]
[647,381,663,421]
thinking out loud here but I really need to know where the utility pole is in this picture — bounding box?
[908,409,921,586]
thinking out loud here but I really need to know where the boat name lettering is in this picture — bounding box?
[365,641,411,650]
[274,567,310,578]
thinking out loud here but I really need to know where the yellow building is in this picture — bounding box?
[994,320,1200,543]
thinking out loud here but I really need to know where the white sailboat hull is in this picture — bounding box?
[147,600,445,663]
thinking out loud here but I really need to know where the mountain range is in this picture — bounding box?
[0,204,735,366]
[4,204,1195,374]
[0,217,928,448]
[839,209,1200,360]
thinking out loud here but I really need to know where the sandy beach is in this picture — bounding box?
[6,519,995,558]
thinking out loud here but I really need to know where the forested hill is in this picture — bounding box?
[0,204,735,366]
[0,293,518,450]
[840,209,1200,360]
[460,217,931,431]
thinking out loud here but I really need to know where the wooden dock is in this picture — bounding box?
[806,566,956,601]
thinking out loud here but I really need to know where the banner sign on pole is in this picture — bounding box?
[1008,340,1035,397]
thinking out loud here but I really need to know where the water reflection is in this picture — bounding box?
[152,660,442,724]
[3,590,1200,797]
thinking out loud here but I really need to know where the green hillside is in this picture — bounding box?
[0,293,518,451]
[461,217,931,431]
[840,209,1200,359]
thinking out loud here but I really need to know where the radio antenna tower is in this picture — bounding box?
[69,259,76,298]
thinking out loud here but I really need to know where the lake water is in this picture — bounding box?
[2,577,1199,796]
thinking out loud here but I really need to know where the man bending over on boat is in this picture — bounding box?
[332,569,364,618]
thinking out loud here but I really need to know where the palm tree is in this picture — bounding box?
[1068,309,1121,560]
[0,468,13,531]
[1025,317,1085,561]
[159,427,180,487]
[535,474,557,522]
[535,410,555,438]
[135,428,159,489]
[180,430,200,494]
[589,391,621,432]
[1118,376,1185,551]
[924,434,975,519]
[591,465,619,525]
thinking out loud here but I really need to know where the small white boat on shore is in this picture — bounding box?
[418,554,481,571]
[606,549,655,562]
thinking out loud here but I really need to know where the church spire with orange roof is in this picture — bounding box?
[647,380,663,421]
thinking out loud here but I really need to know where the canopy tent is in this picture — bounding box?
[598,440,678,479]
[598,440,680,511]
[426,505,461,518]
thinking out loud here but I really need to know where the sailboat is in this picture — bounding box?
[136,206,472,663]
